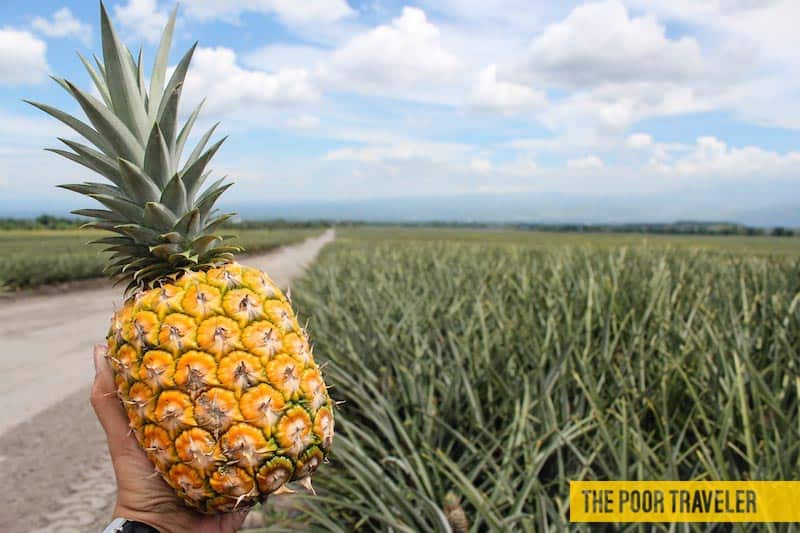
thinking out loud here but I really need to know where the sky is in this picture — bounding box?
[0,0,799,222]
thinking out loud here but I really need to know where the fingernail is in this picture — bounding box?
[93,344,106,375]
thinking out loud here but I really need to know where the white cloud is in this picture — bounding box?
[182,47,319,115]
[321,7,461,101]
[567,155,605,169]
[0,109,70,140]
[32,8,91,46]
[471,64,546,112]
[114,0,169,44]
[0,28,49,85]
[524,0,704,87]
[286,114,320,129]
[243,44,329,71]
[503,157,538,175]
[627,132,653,149]
[183,0,354,26]
[324,141,471,163]
[663,136,800,178]
[539,82,713,135]
[470,157,492,173]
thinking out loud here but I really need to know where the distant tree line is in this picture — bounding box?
[333,220,799,237]
[513,221,799,237]
[0,215,332,231]
[0,215,84,230]
[1,215,796,236]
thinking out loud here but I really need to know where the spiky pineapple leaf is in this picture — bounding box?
[143,202,177,231]
[63,80,143,164]
[71,208,125,222]
[30,2,238,292]
[99,1,148,142]
[56,138,123,185]
[183,137,226,200]
[26,100,116,156]
[160,173,188,215]
[143,124,172,188]
[156,42,197,137]
[89,194,145,223]
[77,52,112,108]
[175,99,205,163]
[60,182,123,198]
[148,5,178,119]
[118,158,161,203]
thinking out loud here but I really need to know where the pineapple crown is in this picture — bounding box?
[27,2,238,295]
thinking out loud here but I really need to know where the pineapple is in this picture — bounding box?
[28,3,333,514]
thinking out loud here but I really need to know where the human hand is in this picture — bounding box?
[91,344,248,533]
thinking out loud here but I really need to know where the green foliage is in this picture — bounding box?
[282,236,800,532]
[340,226,800,256]
[0,216,84,230]
[0,228,321,289]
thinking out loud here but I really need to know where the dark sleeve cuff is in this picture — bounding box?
[121,520,160,533]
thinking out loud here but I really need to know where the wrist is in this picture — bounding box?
[112,505,170,533]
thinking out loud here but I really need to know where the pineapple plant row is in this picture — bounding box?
[30,3,333,514]
[286,235,800,531]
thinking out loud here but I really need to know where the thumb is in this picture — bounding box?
[90,344,132,452]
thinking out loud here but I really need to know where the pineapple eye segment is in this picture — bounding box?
[158,313,198,354]
[207,265,244,290]
[169,464,211,502]
[256,458,293,494]
[114,373,131,397]
[143,424,178,472]
[266,354,302,398]
[140,349,176,389]
[264,301,299,334]
[111,344,140,380]
[141,285,185,319]
[209,467,255,498]
[313,406,335,451]
[125,382,156,426]
[241,321,282,359]
[124,311,160,350]
[295,446,324,480]
[300,368,328,412]
[239,383,285,435]
[197,316,241,358]
[154,390,196,436]
[175,427,222,473]
[194,387,241,436]
[217,351,263,394]
[222,289,264,326]
[283,332,313,365]
[175,271,209,291]
[276,406,312,457]
[111,307,133,345]
[182,283,223,321]
[220,423,274,469]
[174,351,219,393]
[242,270,279,299]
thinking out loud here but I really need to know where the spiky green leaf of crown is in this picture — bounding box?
[27,2,238,294]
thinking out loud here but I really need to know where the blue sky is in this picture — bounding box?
[1,0,799,220]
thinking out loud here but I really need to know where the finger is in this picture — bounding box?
[220,510,248,532]
[90,344,131,451]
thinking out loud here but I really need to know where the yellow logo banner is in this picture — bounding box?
[570,481,800,523]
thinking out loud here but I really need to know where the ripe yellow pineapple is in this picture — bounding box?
[29,3,333,514]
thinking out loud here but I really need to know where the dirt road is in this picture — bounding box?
[0,229,334,532]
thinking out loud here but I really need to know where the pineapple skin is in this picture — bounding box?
[106,262,334,514]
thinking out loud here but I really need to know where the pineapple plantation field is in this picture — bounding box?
[0,227,323,290]
[259,227,800,532]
